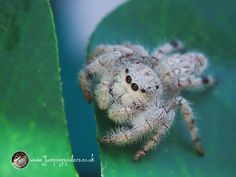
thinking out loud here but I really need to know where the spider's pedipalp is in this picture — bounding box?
[107,102,143,124]
[94,77,113,110]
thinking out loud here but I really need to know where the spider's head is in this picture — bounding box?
[122,63,162,104]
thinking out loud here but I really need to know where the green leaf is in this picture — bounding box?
[88,0,236,176]
[0,0,77,176]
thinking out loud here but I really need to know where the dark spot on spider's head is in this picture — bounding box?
[141,88,146,93]
[126,75,132,83]
[136,62,140,64]
[156,85,159,90]
[170,39,178,48]
[202,77,209,84]
[131,83,139,91]
[125,68,129,73]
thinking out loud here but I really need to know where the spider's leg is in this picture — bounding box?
[133,107,175,160]
[161,52,216,89]
[100,107,169,146]
[89,44,134,62]
[133,123,169,161]
[79,51,123,102]
[164,52,208,77]
[79,69,93,102]
[151,40,184,61]
[123,44,151,65]
[124,44,149,59]
[173,97,205,156]
[173,75,216,90]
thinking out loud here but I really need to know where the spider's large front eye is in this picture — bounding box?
[131,83,139,91]
[126,75,132,83]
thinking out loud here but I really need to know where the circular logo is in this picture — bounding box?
[12,151,29,169]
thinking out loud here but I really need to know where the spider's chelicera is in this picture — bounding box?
[79,40,216,161]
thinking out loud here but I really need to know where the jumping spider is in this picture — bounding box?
[79,40,216,161]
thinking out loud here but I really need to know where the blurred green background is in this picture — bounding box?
[0,0,77,176]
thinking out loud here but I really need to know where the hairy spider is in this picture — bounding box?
[79,40,216,160]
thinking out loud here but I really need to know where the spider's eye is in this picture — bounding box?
[126,75,132,83]
[131,83,139,91]
[141,88,146,93]
[125,68,129,73]
[156,85,159,90]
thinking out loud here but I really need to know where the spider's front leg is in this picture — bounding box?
[100,107,170,147]
[79,51,127,103]
[173,97,205,156]
[133,130,166,161]
[133,109,175,161]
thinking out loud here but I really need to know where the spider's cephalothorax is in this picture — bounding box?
[79,41,216,160]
